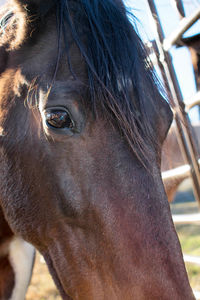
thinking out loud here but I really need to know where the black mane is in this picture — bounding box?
[58,0,162,165]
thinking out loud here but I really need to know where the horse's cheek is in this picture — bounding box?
[0,147,32,238]
[0,150,17,231]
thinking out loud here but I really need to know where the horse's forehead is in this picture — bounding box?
[16,21,86,82]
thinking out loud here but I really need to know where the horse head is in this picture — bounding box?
[0,0,194,299]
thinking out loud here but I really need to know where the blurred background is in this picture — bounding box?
[125,0,200,297]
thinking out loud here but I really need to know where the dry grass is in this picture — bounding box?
[26,252,61,300]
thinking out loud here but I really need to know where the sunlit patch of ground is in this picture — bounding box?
[26,252,61,300]
[171,202,200,294]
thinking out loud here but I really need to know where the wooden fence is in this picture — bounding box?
[148,0,200,298]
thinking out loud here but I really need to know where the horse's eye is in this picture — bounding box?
[45,110,74,129]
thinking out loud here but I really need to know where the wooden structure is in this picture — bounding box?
[146,0,200,298]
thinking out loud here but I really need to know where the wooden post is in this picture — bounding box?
[147,0,200,204]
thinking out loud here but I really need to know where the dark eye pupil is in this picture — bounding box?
[45,111,73,129]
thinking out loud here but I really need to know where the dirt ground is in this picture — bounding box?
[26,252,61,300]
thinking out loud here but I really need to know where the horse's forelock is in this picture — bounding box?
[1,0,167,168]
[58,0,163,166]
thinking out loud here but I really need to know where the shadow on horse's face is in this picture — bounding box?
[0,0,195,299]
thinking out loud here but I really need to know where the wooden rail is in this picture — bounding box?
[163,6,200,51]
[186,92,200,111]
[173,213,200,224]
[194,290,200,300]
[162,164,191,180]
[184,255,200,265]
[162,159,200,182]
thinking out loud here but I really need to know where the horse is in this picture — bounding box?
[0,0,195,299]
